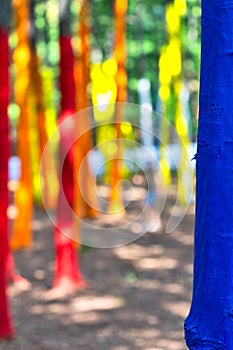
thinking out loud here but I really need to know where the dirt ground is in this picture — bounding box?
[0,190,194,350]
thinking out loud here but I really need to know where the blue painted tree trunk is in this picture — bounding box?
[184,1,233,349]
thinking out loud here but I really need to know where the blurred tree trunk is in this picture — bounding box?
[74,0,98,219]
[108,0,128,215]
[11,0,33,250]
[185,1,233,348]
[0,1,14,338]
[53,0,85,291]
[29,0,58,209]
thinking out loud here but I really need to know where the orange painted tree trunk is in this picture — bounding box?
[29,0,58,209]
[0,9,14,338]
[53,0,85,291]
[11,0,33,250]
[108,0,128,214]
[74,0,98,219]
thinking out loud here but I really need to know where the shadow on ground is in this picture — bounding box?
[0,192,194,350]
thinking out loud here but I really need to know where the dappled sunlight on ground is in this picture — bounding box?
[1,191,194,350]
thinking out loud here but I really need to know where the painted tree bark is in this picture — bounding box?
[108,0,128,214]
[0,6,14,338]
[53,0,85,291]
[11,0,33,250]
[74,0,98,219]
[29,0,58,209]
[184,1,233,348]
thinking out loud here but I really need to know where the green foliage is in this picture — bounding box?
[14,0,201,138]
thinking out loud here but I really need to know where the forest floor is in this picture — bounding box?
[0,186,194,350]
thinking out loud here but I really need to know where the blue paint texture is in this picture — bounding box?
[184,1,233,349]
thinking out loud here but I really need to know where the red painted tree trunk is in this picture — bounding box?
[0,26,14,339]
[53,1,85,291]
